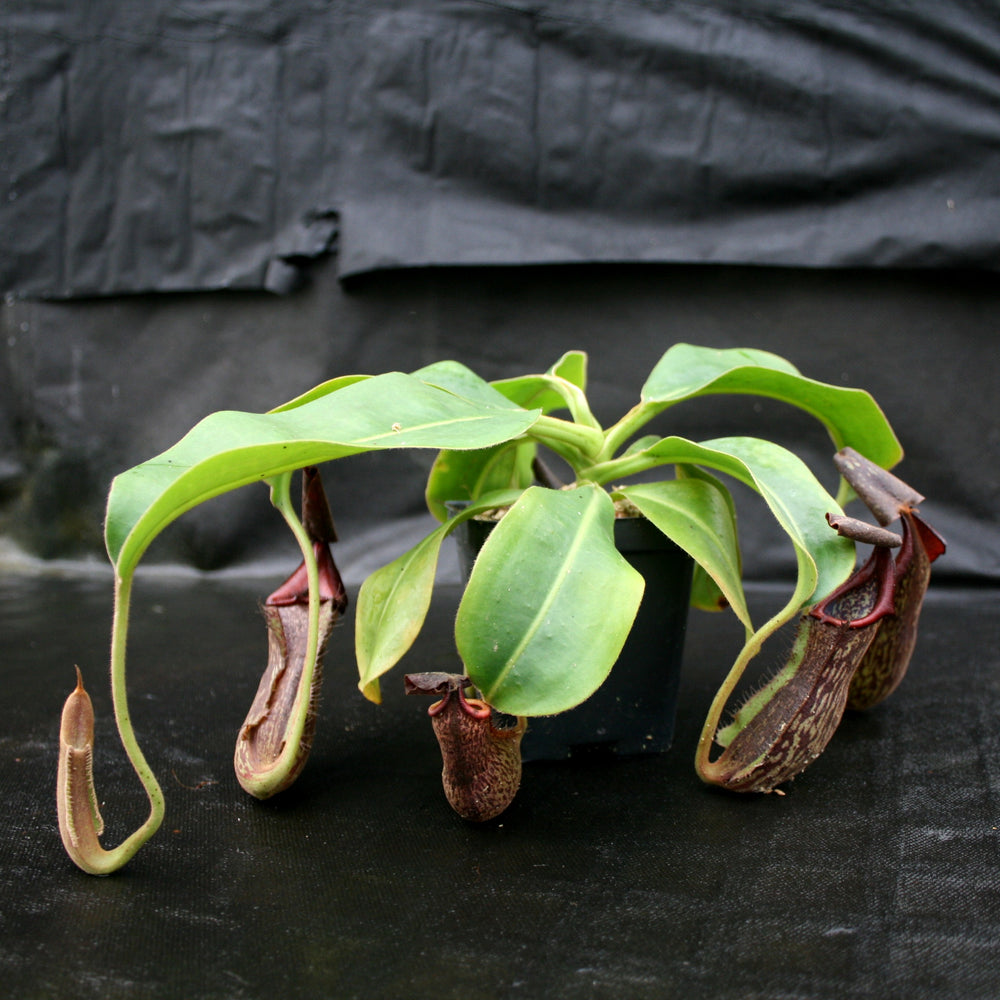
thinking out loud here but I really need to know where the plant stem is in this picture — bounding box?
[110,567,167,825]
[80,569,166,874]
[576,451,663,486]
[595,400,661,462]
[558,382,602,432]
[527,414,605,467]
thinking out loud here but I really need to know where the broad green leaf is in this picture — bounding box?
[643,345,801,401]
[619,435,856,606]
[105,372,540,575]
[624,434,662,456]
[660,434,857,773]
[616,478,752,634]
[550,349,588,391]
[640,343,902,470]
[456,485,645,717]
[675,463,742,615]
[355,489,524,703]
[676,465,743,612]
[268,374,371,412]
[700,435,853,604]
[413,360,524,410]
[424,440,536,521]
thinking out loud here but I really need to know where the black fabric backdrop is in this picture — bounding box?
[3,1,1000,297]
[2,261,998,582]
[3,3,997,583]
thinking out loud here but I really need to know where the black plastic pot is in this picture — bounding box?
[446,503,693,762]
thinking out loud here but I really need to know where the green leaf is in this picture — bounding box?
[493,350,599,429]
[675,464,742,615]
[355,489,524,703]
[267,374,371,412]
[675,435,858,774]
[643,344,801,401]
[616,477,752,634]
[701,436,854,604]
[455,485,645,716]
[424,441,537,521]
[105,372,540,576]
[413,360,524,410]
[640,343,902,470]
[550,349,588,391]
[623,434,662,456]
[616,435,856,606]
